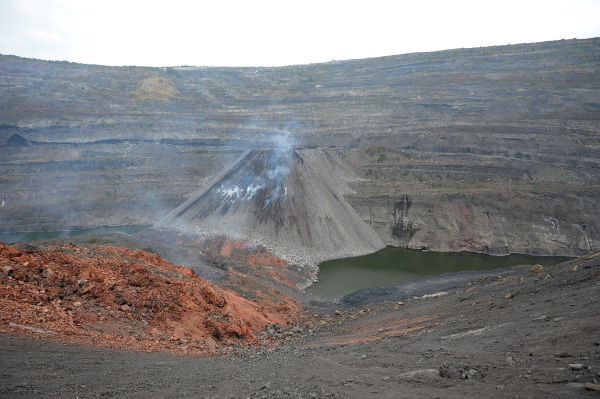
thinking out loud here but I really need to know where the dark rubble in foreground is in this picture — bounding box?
[1,251,599,398]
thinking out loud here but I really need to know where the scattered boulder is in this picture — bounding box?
[398,369,438,381]
[439,363,466,379]
[440,364,477,380]
[463,369,477,380]
[205,338,216,350]
[585,382,600,391]
[41,269,53,278]
[530,265,543,272]
[506,356,517,366]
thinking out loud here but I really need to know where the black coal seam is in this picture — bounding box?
[26,138,274,148]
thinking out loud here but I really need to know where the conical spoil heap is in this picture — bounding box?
[155,149,385,266]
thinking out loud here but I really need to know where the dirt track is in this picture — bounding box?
[1,249,599,398]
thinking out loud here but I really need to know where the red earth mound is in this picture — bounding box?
[169,232,313,289]
[0,241,301,355]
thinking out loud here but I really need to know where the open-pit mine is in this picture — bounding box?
[1,38,600,398]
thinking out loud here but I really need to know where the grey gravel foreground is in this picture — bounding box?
[1,253,599,398]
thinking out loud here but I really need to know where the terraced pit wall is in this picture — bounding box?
[0,38,599,257]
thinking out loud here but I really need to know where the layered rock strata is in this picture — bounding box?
[347,188,598,257]
[1,38,599,259]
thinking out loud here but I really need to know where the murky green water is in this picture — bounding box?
[0,226,151,244]
[306,247,573,300]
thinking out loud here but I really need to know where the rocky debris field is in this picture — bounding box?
[0,240,303,356]
[1,240,599,398]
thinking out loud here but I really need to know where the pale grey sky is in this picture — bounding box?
[1,0,599,67]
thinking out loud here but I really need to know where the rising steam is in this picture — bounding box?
[215,129,298,210]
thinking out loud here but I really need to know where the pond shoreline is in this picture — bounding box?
[337,267,513,307]
[1,228,575,303]
[306,246,573,300]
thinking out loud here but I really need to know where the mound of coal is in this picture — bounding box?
[156,149,385,265]
[5,133,31,147]
[0,241,300,355]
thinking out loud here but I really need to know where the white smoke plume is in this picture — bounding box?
[214,120,300,210]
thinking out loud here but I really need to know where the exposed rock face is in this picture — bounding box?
[156,149,385,265]
[0,38,599,259]
[347,189,598,257]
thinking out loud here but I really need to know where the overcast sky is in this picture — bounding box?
[1,0,599,67]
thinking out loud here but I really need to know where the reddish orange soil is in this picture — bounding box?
[169,232,304,289]
[219,239,254,257]
[0,241,301,356]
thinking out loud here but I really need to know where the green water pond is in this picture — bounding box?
[0,226,151,244]
[306,247,573,300]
